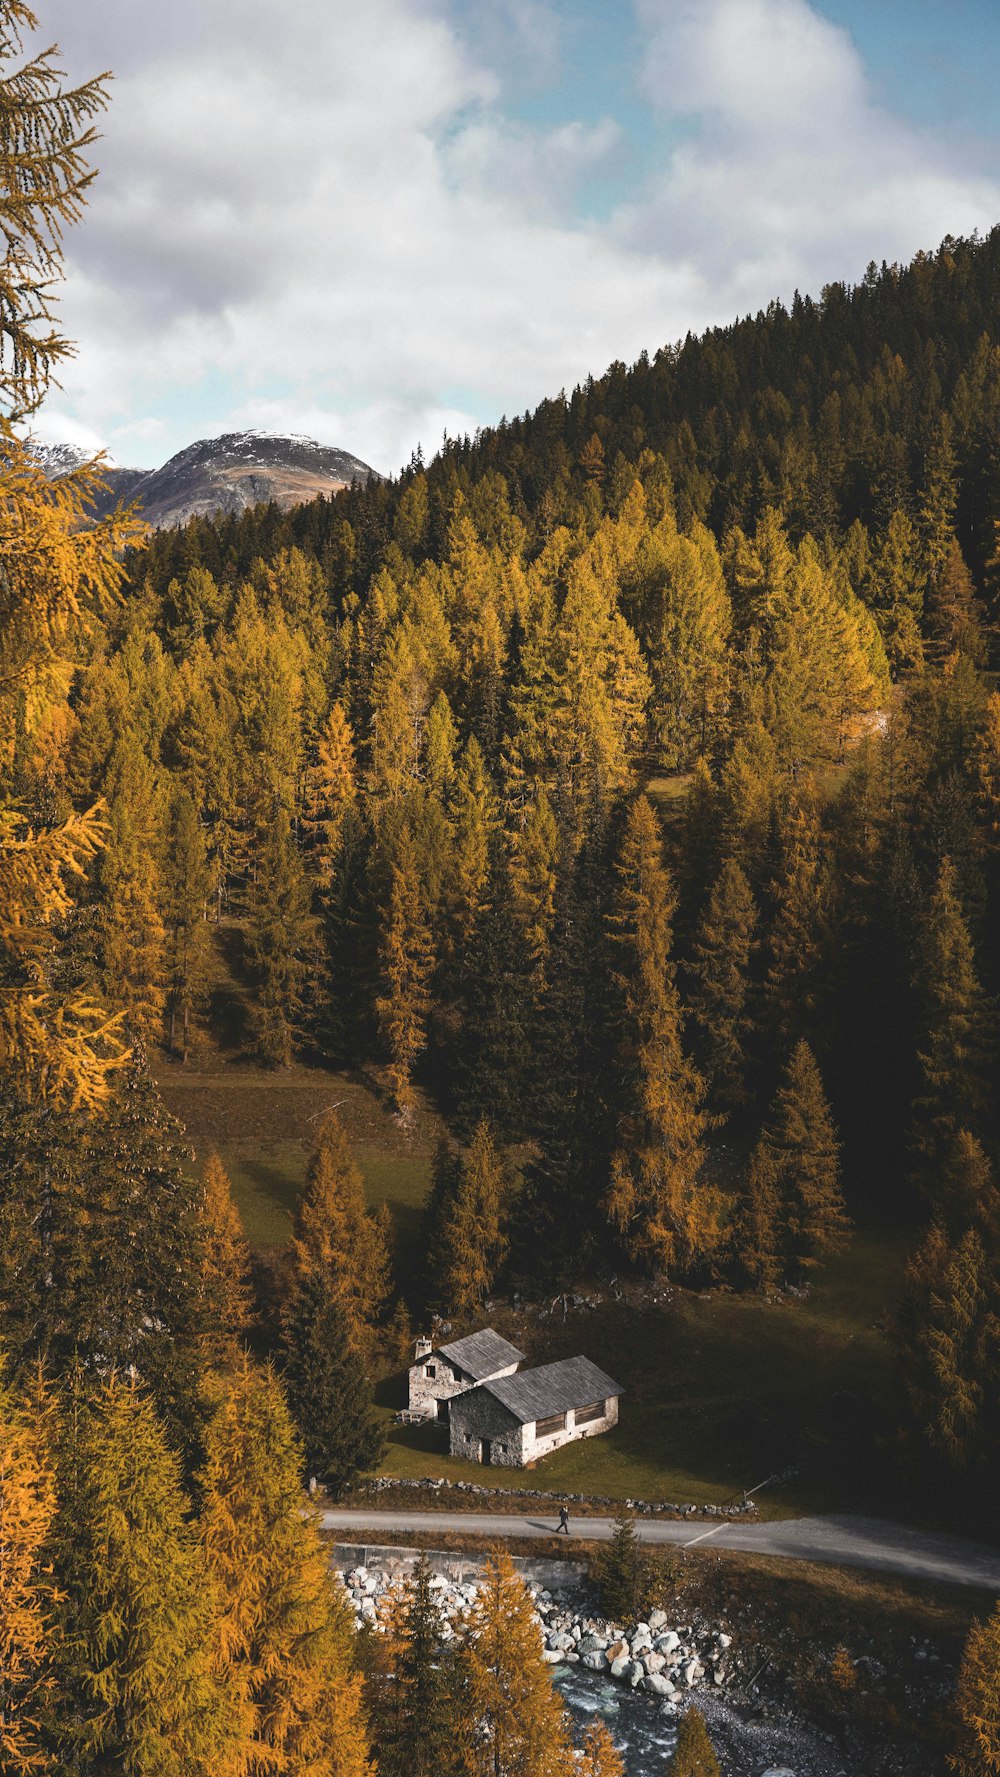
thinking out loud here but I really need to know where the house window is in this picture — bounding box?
[498,1443,507,1455]
[535,1412,566,1438]
[575,1400,605,1426]
[425,1364,437,1378]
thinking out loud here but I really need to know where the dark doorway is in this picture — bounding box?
[482,1439,492,1464]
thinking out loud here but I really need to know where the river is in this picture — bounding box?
[555,1663,848,1777]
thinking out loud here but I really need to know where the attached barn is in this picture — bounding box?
[447,1356,623,1468]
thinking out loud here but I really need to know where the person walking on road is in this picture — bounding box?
[557,1505,570,1535]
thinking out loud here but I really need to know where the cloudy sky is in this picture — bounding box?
[31,0,1000,473]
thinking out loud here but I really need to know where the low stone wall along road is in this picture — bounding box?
[319,1508,1000,1592]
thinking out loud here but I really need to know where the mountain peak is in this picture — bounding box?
[31,429,380,530]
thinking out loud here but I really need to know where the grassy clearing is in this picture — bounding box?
[155,1060,440,1255]
[156,1048,907,1522]
[372,1229,906,1517]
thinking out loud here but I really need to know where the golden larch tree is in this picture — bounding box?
[465,1548,575,1777]
[0,1364,58,1776]
[199,1360,372,1777]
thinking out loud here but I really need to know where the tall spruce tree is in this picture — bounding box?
[243,807,312,1067]
[740,1040,850,1284]
[911,857,992,1199]
[372,1555,473,1777]
[604,796,720,1276]
[93,737,168,1042]
[897,1222,1000,1473]
[686,857,758,1118]
[281,1268,384,1494]
[452,861,531,1145]
[163,786,213,1061]
[0,1067,211,1440]
[429,1121,513,1315]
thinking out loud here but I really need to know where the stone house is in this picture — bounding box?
[447,1355,623,1468]
[407,1327,525,1422]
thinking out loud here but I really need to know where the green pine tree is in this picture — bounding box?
[742,1040,850,1283]
[911,858,992,1197]
[686,858,758,1117]
[281,1268,385,1495]
[591,1508,647,1622]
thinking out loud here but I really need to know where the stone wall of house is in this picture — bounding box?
[408,1354,519,1419]
[448,1390,525,1466]
[408,1356,464,1418]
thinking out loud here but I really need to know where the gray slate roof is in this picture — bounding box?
[478,1356,624,1425]
[437,1327,525,1381]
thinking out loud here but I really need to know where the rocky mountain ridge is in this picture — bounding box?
[29,428,379,530]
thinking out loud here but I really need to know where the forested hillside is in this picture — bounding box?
[8,229,996,1496]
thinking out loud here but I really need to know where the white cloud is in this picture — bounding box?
[31,0,1000,473]
[624,0,1000,303]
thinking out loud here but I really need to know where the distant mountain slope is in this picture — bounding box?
[31,430,379,530]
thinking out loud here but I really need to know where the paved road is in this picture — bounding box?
[319,1508,1000,1592]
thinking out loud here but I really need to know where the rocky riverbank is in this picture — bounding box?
[340,1556,729,1708]
[335,1550,957,1777]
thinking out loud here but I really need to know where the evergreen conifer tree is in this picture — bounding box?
[374,1555,473,1777]
[163,787,213,1061]
[243,807,312,1067]
[94,737,168,1042]
[509,785,560,1001]
[452,862,532,1145]
[604,797,720,1275]
[281,1267,384,1494]
[742,1040,850,1283]
[0,1067,211,1439]
[897,1223,1000,1472]
[288,1111,391,1355]
[431,1121,512,1315]
[911,858,992,1197]
[591,1508,646,1622]
[686,858,757,1117]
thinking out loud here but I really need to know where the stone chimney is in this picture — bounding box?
[414,1335,433,1361]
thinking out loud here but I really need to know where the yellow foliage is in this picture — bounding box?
[0,1367,58,1775]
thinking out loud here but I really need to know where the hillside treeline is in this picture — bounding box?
[6,145,1000,1487]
